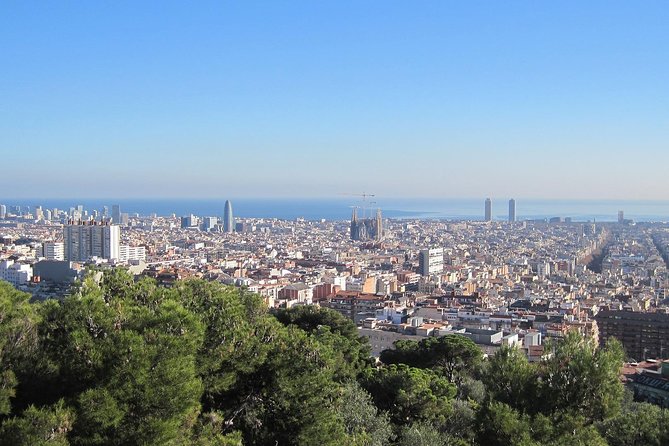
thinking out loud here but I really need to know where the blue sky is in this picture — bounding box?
[1,1,668,199]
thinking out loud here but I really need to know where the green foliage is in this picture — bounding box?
[174,280,275,399]
[397,422,449,446]
[16,273,205,444]
[190,412,243,446]
[456,377,486,404]
[275,304,359,340]
[0,400,75,446]
[336,382,394,446]
[233,325,350,445]
[275,305,373,379]
[475,401,536,446]
[600,399,669,446]
[0,272,661,445]
[380,335,483,383]
[440,399,477,445]
[360,364,456,427]
[540,332,625,422]
[71,388,123,445]
[0,281,40,415]
[483,346,538,412]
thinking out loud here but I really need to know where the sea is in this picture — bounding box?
[1,198,669,222]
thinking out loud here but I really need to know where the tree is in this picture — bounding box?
[275,305,373,379]
[542,413,608,446]
[360,364,456,427]
[600,400,669,446]
[380,339,423,367]
[475,401,536,446]
[539,332,625,422]
[275,305,359,340]
[0,400,74,446]
[335,382,394,446]
[30,273,206,445]
[440,399,477,445]
[0,281,40,415]
[483,346,538,413]
[172,280,275,402]
[419,335,483,383]
[231,325,350,445]
[397,422,449,446]
[381,335,483,384]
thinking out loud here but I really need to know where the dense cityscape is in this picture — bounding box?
[3,2,669,443]
[2,198,669,412]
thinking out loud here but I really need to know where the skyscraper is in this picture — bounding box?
[112,204,121,224]
[508,199,516,222]
[223,200,234,233]
[0,204,5,219]
[484,198,492,221]
[618,210,624,223]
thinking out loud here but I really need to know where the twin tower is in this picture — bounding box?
[485,198,516,222]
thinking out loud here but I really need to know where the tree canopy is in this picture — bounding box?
[0,273,658,445]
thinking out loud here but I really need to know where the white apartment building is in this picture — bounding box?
[0,259,33,286]
[40,242,65,261]
[64,221,120,261]
[419,247,444,276]
[119,245,146,263]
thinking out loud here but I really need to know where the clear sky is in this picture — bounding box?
[1,1,668,199]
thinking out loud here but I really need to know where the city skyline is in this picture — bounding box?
[2,2,669,199]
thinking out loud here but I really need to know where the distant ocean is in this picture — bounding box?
[1,198,669,222]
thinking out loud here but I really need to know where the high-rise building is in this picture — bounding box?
[181,215,199,229]
[223,200,234,233]
[41,242,65,261]
[419,247,444,276]
[0,204,6,219]
[112,204,121,224]
[484,198,492,221]
[350,208,383,241]
[508,199,516,222]
[202,216,219,232]
[618,210,624,223]
[64,220,120,261]
[596,311,669,361]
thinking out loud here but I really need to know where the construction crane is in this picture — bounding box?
[340,193,376,219]
[340,192,376,200]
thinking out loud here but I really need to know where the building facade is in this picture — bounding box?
[596,310,669,361]
[64,221,120,262]
[0,260,33,286]
[509,199,516,222]
[41,241,65,261]
[350,208,383,242]
[419,247,444,276]
[224,200,234,233]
